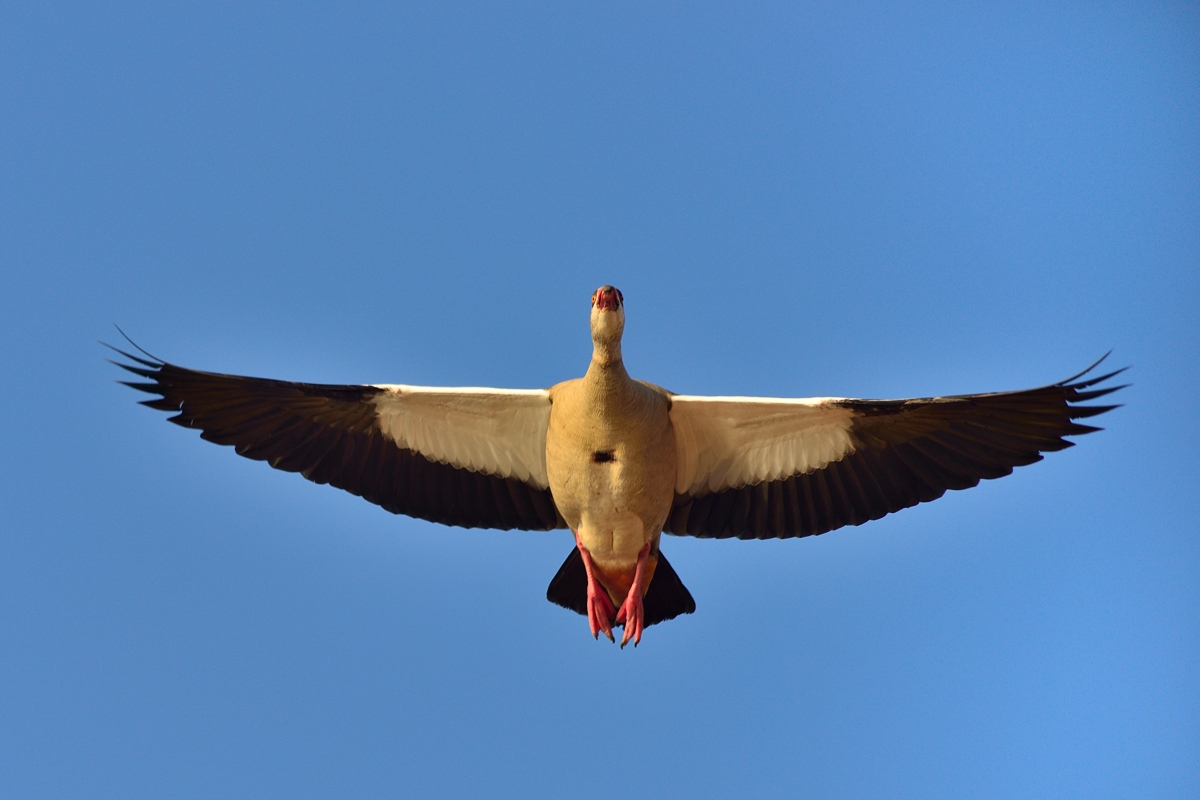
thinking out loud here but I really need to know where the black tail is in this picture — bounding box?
[546,548,696,627]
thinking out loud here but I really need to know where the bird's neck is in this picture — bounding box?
[590,338,624,370]
[587,339,629,386]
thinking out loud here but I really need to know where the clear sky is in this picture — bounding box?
[2,3,1197,798]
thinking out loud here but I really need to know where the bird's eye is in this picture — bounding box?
[615,289,623,304]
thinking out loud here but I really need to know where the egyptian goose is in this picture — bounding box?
[112,285,1124,646]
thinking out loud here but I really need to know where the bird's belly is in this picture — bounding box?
[578,505,646,564]
[547,446,675,566]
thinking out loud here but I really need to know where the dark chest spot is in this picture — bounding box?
[591,450,616,464]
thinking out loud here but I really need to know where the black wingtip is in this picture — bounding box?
[118,380,164,395]
[107,358,160,379]
[1069,403,1123,419]
[100,342,161,369]
[104,328,170,400]
[102,327,166,378]
[140,397,182,411]
[1060,351,1112,385]
[1059,356,1129,424]
[1069,369,1130,393]
[1071,383,1130,403]
[112,325,164,362]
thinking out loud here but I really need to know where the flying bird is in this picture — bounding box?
[111,286,1124,647]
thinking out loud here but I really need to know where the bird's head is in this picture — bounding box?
[589,285,625,346]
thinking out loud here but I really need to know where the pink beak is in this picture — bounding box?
[594,286,620,311]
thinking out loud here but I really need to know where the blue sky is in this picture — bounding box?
[2,3,1197,797]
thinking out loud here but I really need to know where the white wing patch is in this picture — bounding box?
[372,386,552,489]
[670,396,858,496]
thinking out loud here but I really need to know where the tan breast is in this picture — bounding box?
[546,371,677,584]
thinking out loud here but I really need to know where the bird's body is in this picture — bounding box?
[112,285,1125,646]
[540,287,677,640]
[547,369,673,606]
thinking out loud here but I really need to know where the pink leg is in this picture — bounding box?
[615,543,651,648]
[574,533,616,642]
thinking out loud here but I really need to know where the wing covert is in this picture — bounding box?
[372,385,550,489]
[670,395,858,495]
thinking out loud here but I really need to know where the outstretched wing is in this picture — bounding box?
[665,358,1125,540]
[111,347,565,531]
